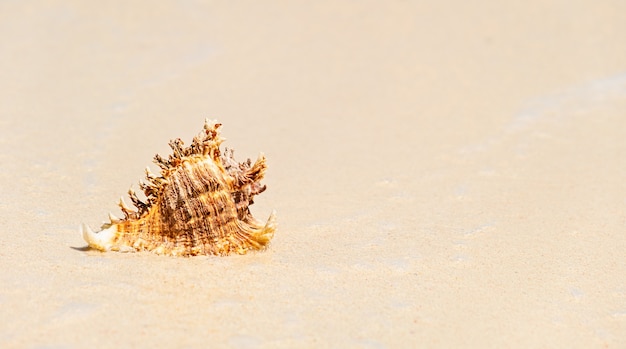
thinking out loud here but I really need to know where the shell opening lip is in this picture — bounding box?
[81,223,116,252]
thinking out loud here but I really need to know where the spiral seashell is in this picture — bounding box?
[82,119,276,256]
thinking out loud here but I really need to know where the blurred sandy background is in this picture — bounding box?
[1,1,626,348]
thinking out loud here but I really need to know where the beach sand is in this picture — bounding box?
[1,1,625,347]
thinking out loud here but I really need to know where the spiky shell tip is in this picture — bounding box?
[82,119,276,256]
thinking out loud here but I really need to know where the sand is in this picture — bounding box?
[1,1,626,348]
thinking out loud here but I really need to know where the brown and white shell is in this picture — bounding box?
[82,119,276,256]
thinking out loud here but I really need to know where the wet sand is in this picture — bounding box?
[1,1,626,348]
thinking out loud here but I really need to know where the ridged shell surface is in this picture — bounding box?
[82,120,276,256]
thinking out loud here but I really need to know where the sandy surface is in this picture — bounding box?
[1,1,626,348]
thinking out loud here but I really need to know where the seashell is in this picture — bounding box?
[82,119,276,256]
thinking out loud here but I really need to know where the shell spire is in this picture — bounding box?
[82,119,276,256]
